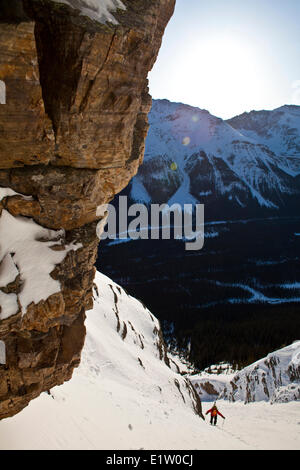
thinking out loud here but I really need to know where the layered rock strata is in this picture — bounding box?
[0,0,175,419]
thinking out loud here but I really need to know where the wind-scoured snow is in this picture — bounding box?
[0,272,299,450]
[51,0,126,25]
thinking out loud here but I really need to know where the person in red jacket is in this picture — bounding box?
[205,402,225,426]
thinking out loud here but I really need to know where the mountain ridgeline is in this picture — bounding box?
[97,100,300,370]
[128,100,300,216]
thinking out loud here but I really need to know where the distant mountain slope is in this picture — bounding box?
[190,341,300,404]
[98,100,300,372]
[221,341,300,404]
[227,105,300,175]
[128,100,300,219]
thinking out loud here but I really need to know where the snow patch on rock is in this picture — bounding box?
[0,340,5,364]
[0,203,82,318]
[52,0,126,25]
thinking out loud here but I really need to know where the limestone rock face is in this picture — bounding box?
[0,0,175,419]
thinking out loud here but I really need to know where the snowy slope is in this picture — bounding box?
[221,341,300,404]
[0,271,205,449]
[190,374,234,403]
[129,100,300,215]
[189,343,300,405]
[189,364,236,402]
[228,105,300,176]
[189,342,300,405]
[0,272,299,450]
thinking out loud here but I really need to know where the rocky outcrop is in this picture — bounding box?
[0,0,175,419]
[220,341,300,404]
[188,364,235,403]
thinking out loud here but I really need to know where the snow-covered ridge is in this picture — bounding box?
[129,99,300,214]
[190,342,300,405]
[221,341,300,404]
[84,271,202,418]
[51,0,126,25]
[227,105,300,160]
[0,271,204,449]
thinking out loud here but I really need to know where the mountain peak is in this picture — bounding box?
[129,97,300,214]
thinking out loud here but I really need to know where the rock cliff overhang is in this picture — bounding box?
[0,0,175,419]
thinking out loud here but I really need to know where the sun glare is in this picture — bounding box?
[175,35,266,118]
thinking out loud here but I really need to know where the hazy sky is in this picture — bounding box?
[148,0,300,119]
